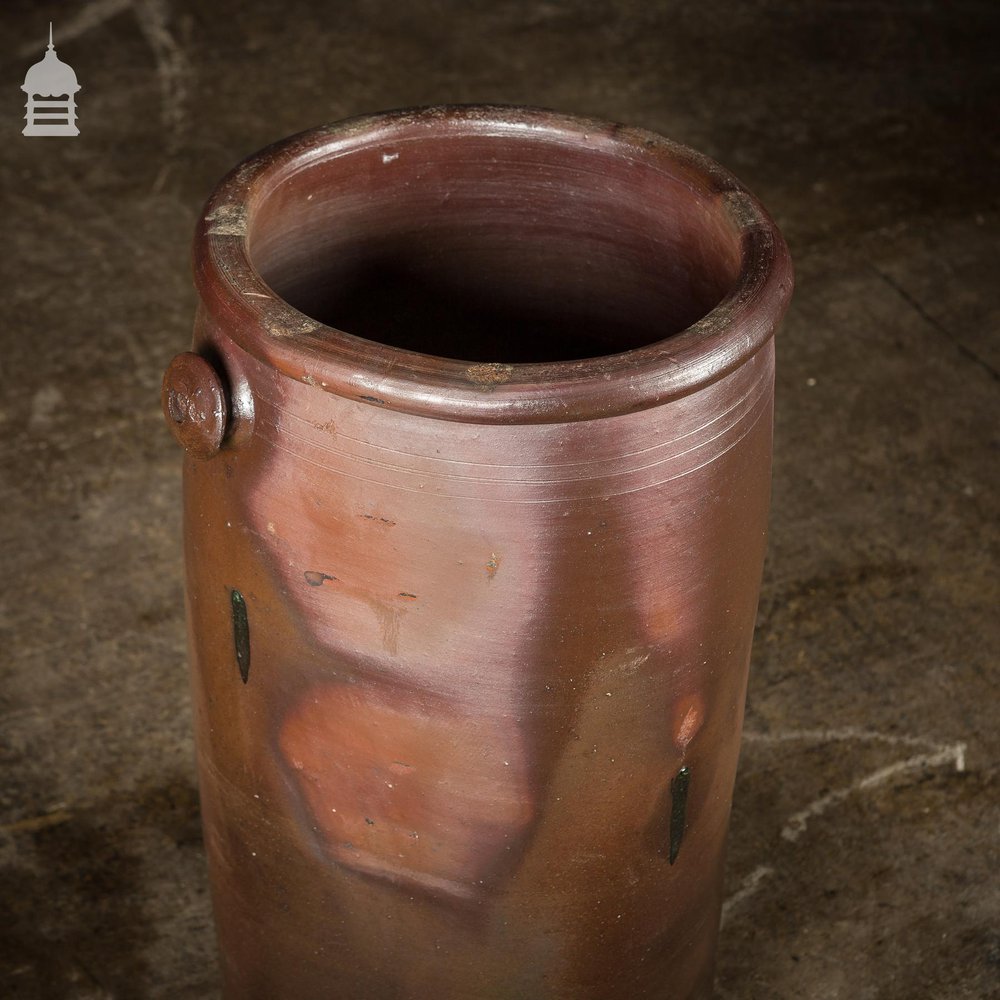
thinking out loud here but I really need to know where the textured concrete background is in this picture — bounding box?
[1,1,997,997]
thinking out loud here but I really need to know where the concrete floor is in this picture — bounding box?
[1,1,997,997]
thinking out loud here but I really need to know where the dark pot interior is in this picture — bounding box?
[248,125,744,364]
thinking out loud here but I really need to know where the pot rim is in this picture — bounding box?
[194,104,793,424]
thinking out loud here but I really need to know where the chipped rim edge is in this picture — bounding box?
[193,104,794,425]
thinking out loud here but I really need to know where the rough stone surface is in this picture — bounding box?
[1,1,997,997]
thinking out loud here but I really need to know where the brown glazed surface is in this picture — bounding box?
[167,106,792,999]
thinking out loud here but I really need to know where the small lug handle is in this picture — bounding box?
[161,351,228,459]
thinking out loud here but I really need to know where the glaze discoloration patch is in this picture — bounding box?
[466,362,514,387]
[205,202,247,237]
[278,682,536,900]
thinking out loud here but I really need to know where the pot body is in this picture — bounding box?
[165,107,792,999]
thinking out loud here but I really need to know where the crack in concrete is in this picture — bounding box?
[132,0,191,156]
[722,726,967,926]
[870,263,1000,383]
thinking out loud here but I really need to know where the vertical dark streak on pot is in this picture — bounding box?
[669,765,691,864]
[231,589,250,684]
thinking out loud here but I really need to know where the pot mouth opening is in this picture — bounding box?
[196,106,792,423]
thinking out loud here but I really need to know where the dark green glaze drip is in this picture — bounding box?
[231,589,250,684]
[669,765,691,865]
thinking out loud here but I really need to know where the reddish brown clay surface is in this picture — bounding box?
[162,105,792,999]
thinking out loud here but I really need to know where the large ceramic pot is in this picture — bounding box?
[162,105,792,999]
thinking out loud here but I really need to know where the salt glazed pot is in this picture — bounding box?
[161,105,793,999]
